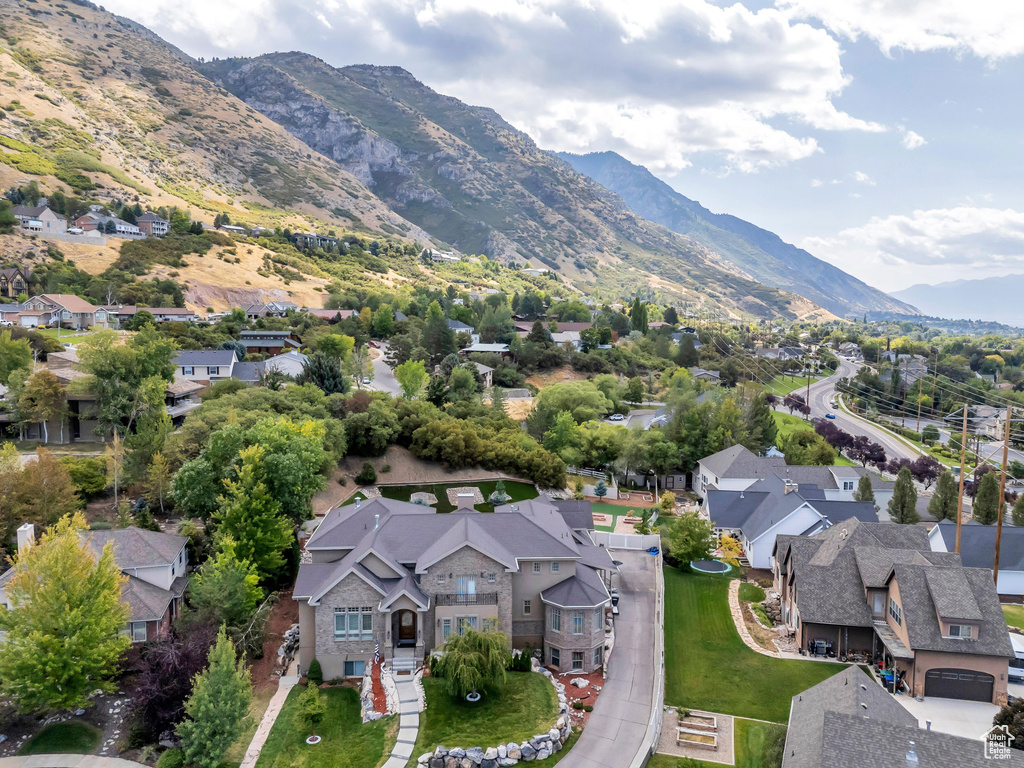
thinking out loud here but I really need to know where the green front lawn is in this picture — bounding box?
[1003,604,1024,630]
[763,375,817,399]
[648,719,786,768]
[406,672,558,767]
[20,722,100,755]
[664,567,843,722]
[255,685,396,768]
[771,411,856,467]
[357,481,538,513]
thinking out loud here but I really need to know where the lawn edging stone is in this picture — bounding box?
[416,664,572,768]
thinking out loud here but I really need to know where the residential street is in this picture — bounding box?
[367,345,402,396]
[559,550,660,768]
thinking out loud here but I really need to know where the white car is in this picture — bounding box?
[67,227,84,235]
[609,413,625,421]
[362,377,372,385]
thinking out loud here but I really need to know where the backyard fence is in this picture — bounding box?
[593,531,661,550]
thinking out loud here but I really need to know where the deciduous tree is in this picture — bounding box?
[0,330,31,386]
[395,359,428,399]
[431,629,510,699]
[18,370,66,444]
[665,511,714,566]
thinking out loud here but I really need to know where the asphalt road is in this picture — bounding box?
[560,550,658,768]
[803,358,920,463]
[366,345,402,395]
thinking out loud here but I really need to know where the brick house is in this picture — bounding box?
[774,518,1013,704]
[135,212,169,237]
[294,496,614,679]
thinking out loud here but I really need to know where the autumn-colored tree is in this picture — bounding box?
[16,448,81,529]
[144,452,172,515]
[18,370,67,444]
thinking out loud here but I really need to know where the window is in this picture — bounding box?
[571,651,584,671]
[182,366,194,375]
[132,622,147,643]
[456,616,477,636]
[551,561,560,573]
[532,562,541,574]
[482,617,497,632]
[334,607,373,639]
[550,648,560,667]
[457,576,476,595]
[344,660,365,677]
[487,572,496,583]
[436,573,446,584]
[947,624,973,639]
[888,598,902,626]
[593,646,602,667]
[442,618,452,641]
[843,481,854,491]
[523,599,532,616]
[573,611,584,635]
[550,608,561,632]
[208,366,220,376]
[594,609,602,631]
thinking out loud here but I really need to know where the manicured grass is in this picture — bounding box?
[763,375,816,399]
[221,684,277,767]
[738,583,765,603]
[647,718,786,768]
[770,411,857,467]
[255,685,396,768]
[349,481,538,513]
[1003,604,1024,630]
[664,567,843,722]
[406,672,558,767]
[20,721,100,755]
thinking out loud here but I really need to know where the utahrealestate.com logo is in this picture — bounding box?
[985,725,1015,760]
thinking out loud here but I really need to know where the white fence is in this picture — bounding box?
[592,531,661,550]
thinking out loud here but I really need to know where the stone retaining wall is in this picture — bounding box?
[416,663,572,768]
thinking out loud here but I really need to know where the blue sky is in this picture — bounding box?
[104,0,1024,293]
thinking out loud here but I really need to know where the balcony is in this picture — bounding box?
[435,592,499,607]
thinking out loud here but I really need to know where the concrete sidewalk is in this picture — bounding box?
[382,674,423,768]
[239,671,300,768]
[0,757,145,768]
[558,550,661,768]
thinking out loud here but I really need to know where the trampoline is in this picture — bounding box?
[690,559,731,574]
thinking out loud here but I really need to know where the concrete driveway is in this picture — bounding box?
[560,550,660,768]
[897,695,999,741]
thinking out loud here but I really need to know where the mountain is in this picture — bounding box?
[890,275,1024,327]
[556,151,916,318]
[200,53,829,320]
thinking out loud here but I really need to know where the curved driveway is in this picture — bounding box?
[805,358,919,463]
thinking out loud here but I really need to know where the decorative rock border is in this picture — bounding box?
[362,664,398,722]
[416,663,572,768]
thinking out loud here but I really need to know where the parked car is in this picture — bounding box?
[67,226,84,235]
[368,340,380,348]
[1009,634,1024,683]
[609,413,625,422]
[362,376,372,385]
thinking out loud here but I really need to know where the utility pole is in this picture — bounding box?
[955,404,969,553]
[805,355,812,422]
[929,353,939,418]
[916,374,923,434]
[995,405,1012,586]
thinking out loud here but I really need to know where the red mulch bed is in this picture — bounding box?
[545,668,605,729]
[371,660,387,712]
[249,588,299,694]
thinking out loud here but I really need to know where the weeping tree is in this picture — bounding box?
[431,629,511,699]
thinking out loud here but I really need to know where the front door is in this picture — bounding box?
[398,610,416,645]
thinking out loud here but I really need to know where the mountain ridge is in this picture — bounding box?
[890,274,1024,327]
[555,150,917,318]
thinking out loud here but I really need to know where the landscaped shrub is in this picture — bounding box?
[355,462,377,485]
[156,748,184,768]
[571,702,593,711]
[752,604,772,627]
[508,644,532,672]
[901,428,921,442]
[307,658,323,687]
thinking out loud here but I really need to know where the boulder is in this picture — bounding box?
[466,747,485,764]
[555,717,565,730]
[420,754,434,765]
[552,739,561,752]
[430,758,444,768]
[485,748,498,760]
[445,756,459,768]
[497,759,516,768]
[450,749,466,760]
[571,678,589,688]
[548,730,560,742]
[496,745,506,759]
[482,760,498,768]
[536,749,551,761]
[507,744,521,760]
[461,758,474,768]
[435,747,449,758]
[520,743,536,760]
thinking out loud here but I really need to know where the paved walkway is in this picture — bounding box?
[382,675,423,768]
[727,581,780,658]
[239,672,300,768]
[558,550,660,768]
[0,758,145,768]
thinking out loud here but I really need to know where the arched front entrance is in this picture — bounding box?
[396,609,417,647]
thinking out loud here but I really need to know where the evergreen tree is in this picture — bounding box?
[425,375,448,407]
[887,467,919,524]
[853,474,876,507]
[298,351,349,394]
[664,306,679,325]
[0,513,129,712]
[1012,493,1024,527]
[630,297,648,333]
[743,393,777,454]
[422,301,455,363]
[177,628,252,768]
[594,479,608,499]
[213,446,293,582]
[674,336,699,367]
[189,538,264,633]
[927,471,958,522]
[491,386,505,415]
[973,472,1001,525]
[527,320,547,344]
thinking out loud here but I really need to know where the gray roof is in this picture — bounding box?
[540,565,610,608]
[698,445,893,491]
[123,575,175,622]
[782,666,1014,768]
[933,520,1024,571]
[447,319,474,331]
[232,361,262,382]
[551,500,595,531]
[174,350,237,366]
[699,445,778,480]
[86,527,187,569]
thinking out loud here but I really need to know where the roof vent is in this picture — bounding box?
[906,741,918,765]
[374,514,380,531]
[840,528,849,539]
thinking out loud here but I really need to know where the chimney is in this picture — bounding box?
[784,480,798,495]
[906,741,919,765]
[16,523,34,552]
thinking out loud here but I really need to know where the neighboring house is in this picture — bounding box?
[244,301,298,320]
[426,249,461,263]
[239,329,300,355]
[0,268,30,299]
[135,212,169,237]
[20,294,108,330]
[514,322,593,336]
[11,205,67,234]
[0,524,189,644]
[174,350,237,385]
[756,346,804,361]
[837,341,862,359]
[166,377,205,425]
[448,319,480,345]
[292,232,340,250]
[460,342,511,357]
[74,212,142,237]
[943,405,1006,440]
[929,521,1024,599]
[295,495,615,678]
[521,268,549,276]
[774,519,1013,704]
[104,306,197,325]
[219,224,247,236]
[694,444,894,509]
[704,475,879,569]
[671,332,702,349]
[781,666,1015,768]
[302,308,358,322]
[688,367,720,384]
[473,362,494,388]
[233,351,309,385]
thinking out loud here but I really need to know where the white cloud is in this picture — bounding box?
[778,0,1024,61]
[103,0,886,174]
[899,126,927,149]
[852,171,875,185]
[804,206,1024,289]
[810,178,823,187]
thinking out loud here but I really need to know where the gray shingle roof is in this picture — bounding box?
[123,574,174,622]
[86,527,187,569]
[933,520,1024,571]
[174,350,236,366]
[551,500,595,531]
[540,565,610,608]
[923,566,982,621]
[698,445,894,491]
[232,361,262,382]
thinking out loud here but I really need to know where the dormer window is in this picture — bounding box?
[947,624,974,639]
[888,597,902,626]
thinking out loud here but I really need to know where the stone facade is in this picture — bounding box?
[313,573,387,680]
[422,546,513,651]
[544,607,605,674]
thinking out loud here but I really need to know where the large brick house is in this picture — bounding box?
[295,496,614,679]
[774,519,1013,704]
